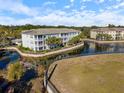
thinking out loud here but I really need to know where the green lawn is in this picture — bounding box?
[50,54,124,93]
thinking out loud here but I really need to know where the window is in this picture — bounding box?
[35,35,37,39]
[61,34,63,36]
[64,38,67,40]
[35,47,37,51]
[35,41,37,45]
[44,46,46,49]
[61,33,67,37]
[39,47,43,50]
[38,35,42,39]
[38,41,43,45]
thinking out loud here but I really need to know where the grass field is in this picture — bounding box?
[50,54,124,93]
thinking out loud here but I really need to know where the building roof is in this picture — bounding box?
[91,28,124,32]
[12,39,22,43]
[22,28,80,35]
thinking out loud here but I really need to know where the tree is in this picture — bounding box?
[91,26,99,29]
[46,37,62,49]
[37,65,45,77]
[68,36,81,45]
[81,27,91,38]
[68,32,86,45]
[96,34,103,40]
[108,24,115,28]
[7,62,25,81]
[0,29,10,47]
[96,34,112,40]
[104,34,112,40]
[78,32,87,39]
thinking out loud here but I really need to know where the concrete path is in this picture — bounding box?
[3,43,84,58]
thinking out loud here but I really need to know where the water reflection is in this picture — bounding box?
[82,41,124,54]
[0,51,20,69]
[1,42,124,69]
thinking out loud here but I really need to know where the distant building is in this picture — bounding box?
[12,39,22,46]
[22,28,80,51]
[90,28,124,40]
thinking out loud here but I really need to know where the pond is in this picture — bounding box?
[1,41,124,69]
[36,42,124,67]
[0,50,20,69]
[81,41,124,55]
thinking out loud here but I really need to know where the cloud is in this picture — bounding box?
[80,5,86,10]
[0,0,124,26]
[81,0,92,3]
[81,0,105,3]
[113,2,124,9]
[64,5,71,9]
[106,1,124,11]
[1,9,124,26]
[0,0,39,17]
[64,0,75,9]
[116,0,122,2]
[98,0,105,3]
[43,1,57,6]
[70,0,75,3]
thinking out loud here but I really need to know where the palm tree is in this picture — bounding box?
[46,37,62,49]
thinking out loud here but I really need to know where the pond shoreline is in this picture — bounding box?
[1,43,84,58]
[84,39,124,44]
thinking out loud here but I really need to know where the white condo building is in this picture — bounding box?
[90,28,124,40]
[22,28,80,51]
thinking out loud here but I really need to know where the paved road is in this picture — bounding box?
[3,43,84,58]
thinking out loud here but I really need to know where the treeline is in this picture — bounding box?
[0,24,91,39]
[0,24,124,39]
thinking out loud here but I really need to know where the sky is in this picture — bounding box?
[0,0,124,26]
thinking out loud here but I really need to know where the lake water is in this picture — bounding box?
[1,42,124,69]
[0,51,20,69]
[81,41,124,55]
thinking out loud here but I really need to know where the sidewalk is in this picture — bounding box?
[3,43,84,58]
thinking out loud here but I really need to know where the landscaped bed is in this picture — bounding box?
[49,54,124,93]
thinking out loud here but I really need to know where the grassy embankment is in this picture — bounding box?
[17,45,63,54]
[50,54,124,93]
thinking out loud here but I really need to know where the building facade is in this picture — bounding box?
[90,28,124,40]
[22,28,80,51]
